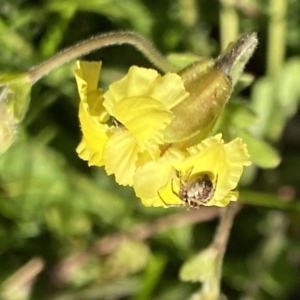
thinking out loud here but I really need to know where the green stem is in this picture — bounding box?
[267,0,287,77]
[28,31,177,83]
[191,204,238,300]
[219,0,239,50]
[212,203,238,258]
[207,203,238,298]
[179,0,198,28]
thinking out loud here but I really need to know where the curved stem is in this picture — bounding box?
[28,31,177,83]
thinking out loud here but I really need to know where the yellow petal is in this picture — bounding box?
[148,72,189,109]
[113,96,172,155]
[134,162,172,199]
[141,195,170,207]
[103,66,189,116]
[103,128,144,186]
[208,191,239,207]
[76,137,104,166]
[77,101,110,165]
[75,60,108,122]
[213,138,251,201]
[155,135,250,208]
[187,133,223,156]
[103,66,160,115]
[75,61,110,166]
[75,60,101,94]
[134,147,187,205]
[176,135,225,180]
[157,176,185,207]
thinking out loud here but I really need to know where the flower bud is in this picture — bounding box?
[164,60,232,143]
[164,33,258,144]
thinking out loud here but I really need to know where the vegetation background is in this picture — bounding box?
[0,0,300,299]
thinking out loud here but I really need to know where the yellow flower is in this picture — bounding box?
[75,61,189,186]
[75,61,109,166]
[134,134,251,208]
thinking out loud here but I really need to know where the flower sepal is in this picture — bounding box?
[164,61,232,144]
[164,33,258,145]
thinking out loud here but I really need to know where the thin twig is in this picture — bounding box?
[211,202,239,257]
[1,258,44,298]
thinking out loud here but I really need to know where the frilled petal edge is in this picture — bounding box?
[75,61,110,166]
[104,128,144,186]
[136,135,251,208]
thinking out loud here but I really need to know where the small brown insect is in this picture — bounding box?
[158,167,217,209]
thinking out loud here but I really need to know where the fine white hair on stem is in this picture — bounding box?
[29,31,177,83]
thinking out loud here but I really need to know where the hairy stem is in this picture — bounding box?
[191,203,240,300]
[212,202,239,257]
[206,203,239,298]
[28,31,177,83]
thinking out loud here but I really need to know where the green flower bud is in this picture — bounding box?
[164,59,231,143]
[164,33,258,144]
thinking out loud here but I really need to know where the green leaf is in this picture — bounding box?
[250,77,274,137]
[0,140,129,239]
[266,58,300,140]
[250,59,300,142]
[134,254,167,300]
[49,0,153,35]
[211,99,257,138]
[167,53,206,70]
[180,247,220,283]
[275,58,300,112]
[232,73,255,95]
[226,101,257,129]
[0,18,34,65]
[237,129,281,168]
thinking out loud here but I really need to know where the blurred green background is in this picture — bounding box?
[0,0,300,299]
